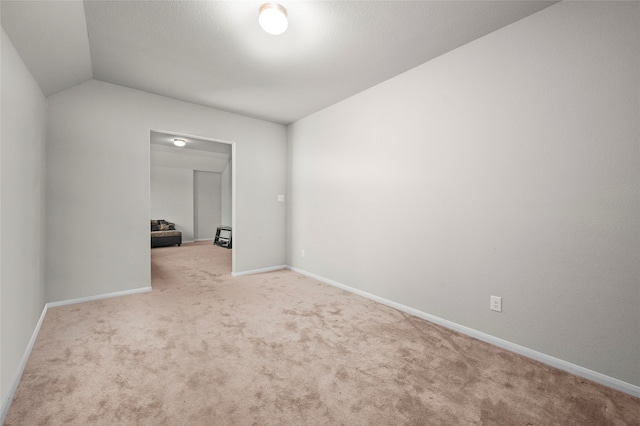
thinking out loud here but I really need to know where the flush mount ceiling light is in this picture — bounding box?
[259,3,288,35]
[173,138,186,147]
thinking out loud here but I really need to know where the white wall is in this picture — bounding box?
[150,144,226,242]
[46,80,286,302]
[194,171,221,240]
[150,167,222,243]
[287,2,639,387]
[150,166,194,242]
[221,161,232,226]
[150,143,229,173]
[0,28,46,411]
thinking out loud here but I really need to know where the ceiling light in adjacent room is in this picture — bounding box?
[259,3,288,35]
[173,138,186,147]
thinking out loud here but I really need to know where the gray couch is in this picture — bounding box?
[151,220,182,248]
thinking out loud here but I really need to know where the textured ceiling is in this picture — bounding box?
[2,1,556,124]
[1,0,91,95]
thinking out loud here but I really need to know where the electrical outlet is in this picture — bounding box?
[301,249,305,258]
[490,296,502,312]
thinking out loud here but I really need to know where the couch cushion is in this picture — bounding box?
[151,230,181,238]
[151,219,176,231]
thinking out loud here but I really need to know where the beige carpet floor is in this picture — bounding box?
[5,242,639,425]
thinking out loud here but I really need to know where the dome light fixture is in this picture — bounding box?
[173,138,186,147]
[259,3,288,35]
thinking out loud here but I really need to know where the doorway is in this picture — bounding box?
[149,130,234,266]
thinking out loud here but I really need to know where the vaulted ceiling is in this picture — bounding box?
[1,1,555,125]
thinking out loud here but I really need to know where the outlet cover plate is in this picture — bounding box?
[490,295,502,312]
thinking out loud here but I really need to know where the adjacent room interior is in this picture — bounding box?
[149,130,233,250]
[1,0,638,423]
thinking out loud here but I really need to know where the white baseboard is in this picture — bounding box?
[287,265,640,398]
[46,286,152,308]
[3,269,636,426]
[1,286,153,422]
[232,265,287,277]
[1,304,48,425]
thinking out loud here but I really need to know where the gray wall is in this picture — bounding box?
[150,143,225,242]
[150,166,194,242]
[221,161,232,227]
[287,2,639,387]
[149,168,222,243]
[46,80,286,302]
[194,171,222,241]
[150,143,228,242]
[150,143,230,173]
[0,28,47,408]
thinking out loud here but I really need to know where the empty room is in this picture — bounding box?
[1,1,638,424]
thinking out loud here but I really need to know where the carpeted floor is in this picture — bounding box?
[5,242,640,425]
